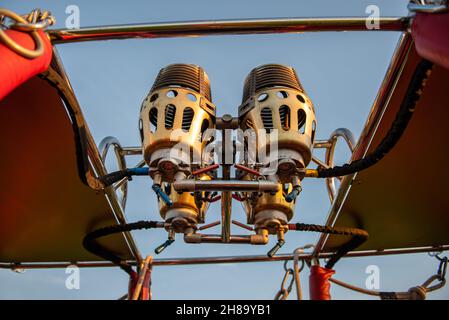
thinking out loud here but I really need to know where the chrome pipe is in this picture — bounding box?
[221,191,232,242]
[313,140,332,149]
[173,179,279,192]
[324,128,356,203]
[311,155,330,169]
[221,158,232,243]
[408,3,448,13]
[198,220,221,231]
[2,245,447,269]
[120,146,142,156]
[98,136,128,209]
[185,234,253,244]
[48,17,409,44]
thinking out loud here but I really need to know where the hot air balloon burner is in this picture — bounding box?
[237,64,317,255]
[139,64,216,252]
[137,63,317,257]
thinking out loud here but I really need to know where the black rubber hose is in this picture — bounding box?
[98,167,149,187]
[292,223,369,269]
[317,59,433,178]
[82,220,160,275]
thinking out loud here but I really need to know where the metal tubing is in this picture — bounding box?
[313,140,332,149]
[232,220,254,231]
[234,164,261,176]
[198,221,221,231]
[194,234,252,244]
[220,124,233,243]
[131,256,153,300]
[48,17,409,44]
[221,191,232,242]
[192,164,220,176]
[324,128,356,203]
[120,146,142,156]
[173,179,279,192]
[408,3,448,13]
[2,245,447,269]
[98,136,128,209]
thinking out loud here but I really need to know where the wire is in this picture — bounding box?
[316,59,433,178]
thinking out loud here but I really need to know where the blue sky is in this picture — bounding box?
[1,0,448,299]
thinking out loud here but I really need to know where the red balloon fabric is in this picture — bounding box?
[412,12,449,71]
[0,29,53,101]
[309,265,335,300]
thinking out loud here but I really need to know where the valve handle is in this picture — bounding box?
[154,239,175,255]
[152,184,173,206]
[285,185,302,203]
[267,239,285,258]
[99,167,149,187]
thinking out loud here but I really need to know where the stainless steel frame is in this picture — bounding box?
[48,17,409,44]
[29,13,443,270]
[1,245,447,270]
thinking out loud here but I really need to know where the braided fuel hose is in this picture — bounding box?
[83,221,162,275]
[308,59,434,178]
[289,223,369,269]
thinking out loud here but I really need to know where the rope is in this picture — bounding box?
[291,223,369,269]
[330,275,445,300]
[82,220,160,276]
[328,257,447,300]
[131,256,153,300]
[313,59,433,178]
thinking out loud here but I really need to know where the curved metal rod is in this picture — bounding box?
[99,136,128,209]
[408,2,448,13]
[313,128,356,203]
[325,128,356,203]
[48,16,409,44]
